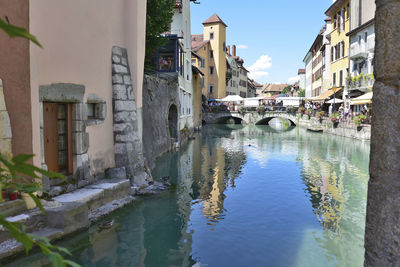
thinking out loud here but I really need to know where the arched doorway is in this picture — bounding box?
[168,104,178,140]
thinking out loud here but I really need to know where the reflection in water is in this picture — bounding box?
[6,125,369,267]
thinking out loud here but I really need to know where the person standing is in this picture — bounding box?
[329,104,333,115]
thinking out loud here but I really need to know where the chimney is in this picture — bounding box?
[232,45,236,57]
[227,45,231,55]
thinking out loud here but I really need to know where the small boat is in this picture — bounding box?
[307,128,323,133]
[98,220,114,230]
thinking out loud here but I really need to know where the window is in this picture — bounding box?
[201,58,205,68]
[341,41,345,58]
[365,32,368,43]
[188,94,192,115]
[191,59,196,64]
[340,9,345,32]
[347,2,350,19]
[210,66,214,75]
[201,77,205,88]
[210,32,214,40]
[87,103,95,119]
[186,60,190,80]
[210,50,214,59]
[331,47,334,61]
[209,84,214,94]
[339,70,343,86]
[223,42,226,52]
[333,72,336,86]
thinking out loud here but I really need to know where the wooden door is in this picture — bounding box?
[43,103,59,173]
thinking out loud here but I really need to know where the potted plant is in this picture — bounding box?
[257,105,266,114]
[239,106,246,115]
[316,111,325,123]
[8,188,18,201]
[330,112,340,128]
[298,107,305,116]
[354,114,367,131]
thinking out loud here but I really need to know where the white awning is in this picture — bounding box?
[221,95,244,102]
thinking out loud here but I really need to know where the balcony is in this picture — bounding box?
[347,74,374,92]
[350,44,368,60]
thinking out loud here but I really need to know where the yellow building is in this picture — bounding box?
[192,35,212,98]
[325,0,351,96]
[202,14,227,99]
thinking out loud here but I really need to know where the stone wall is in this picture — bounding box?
[111,46,151,186]
[364,0,400,265]
[297,116,371,141]
[142,74,180,169]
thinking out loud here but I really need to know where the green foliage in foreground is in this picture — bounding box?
[0,154,79,267]
[145,0,176,72]
[0,18,42,47]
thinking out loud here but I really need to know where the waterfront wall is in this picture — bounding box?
[297,116,371,141]
[142,74,180,170]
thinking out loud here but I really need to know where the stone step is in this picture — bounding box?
[0,200,27,218]
[52,179,131,211]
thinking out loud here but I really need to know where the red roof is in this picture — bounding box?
[202,13,228,27]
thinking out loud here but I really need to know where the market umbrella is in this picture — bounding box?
[221,95,244,102]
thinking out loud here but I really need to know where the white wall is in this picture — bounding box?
[304,52,313,98]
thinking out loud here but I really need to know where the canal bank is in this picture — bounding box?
[3,125,370,266]
[297,116,371,141]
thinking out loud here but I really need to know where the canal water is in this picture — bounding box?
[8,124,370,267]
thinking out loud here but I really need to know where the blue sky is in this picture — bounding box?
[191,0,332,84]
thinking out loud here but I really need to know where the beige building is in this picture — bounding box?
[0,0,148,193]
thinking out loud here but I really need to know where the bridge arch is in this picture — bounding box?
[255,116,296,126]
[214,116,244,125]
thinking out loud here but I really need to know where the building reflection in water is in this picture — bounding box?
[5,125,369,267]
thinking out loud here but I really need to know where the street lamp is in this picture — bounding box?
[332,84,337,111]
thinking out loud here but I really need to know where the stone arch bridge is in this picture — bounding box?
[203,111,298,126]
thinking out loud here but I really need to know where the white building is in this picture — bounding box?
[298,69,306,91]
[321,18,332,93]
[171,0,194,130]
[303,52,313,98]
[347,0,376,99]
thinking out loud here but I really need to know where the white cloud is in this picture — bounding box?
[288,75,300,84]
[247,55,272,83]
[237,44,248,49]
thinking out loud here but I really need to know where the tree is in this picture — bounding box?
[282,85,292,96]
[145,0,176,71]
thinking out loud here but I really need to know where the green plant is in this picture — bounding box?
[239,107,246,115]
[257,105,266,114]
[0,154,78,266]
[0,18,42,47]
[316,111,325,119]
[298,89,305,97]
[145,0,175,72]
[330,112,340,122]
[354,114,367,126]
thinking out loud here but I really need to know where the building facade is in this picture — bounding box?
[347,0,376,99]
[311,34,324,97]
[0,0,149,193]
[325,0,351,95]
[303,52,313,98]
[202,14,228,99]
[171,0,194,130]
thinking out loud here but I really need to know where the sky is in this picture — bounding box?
[190,0,332,84]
